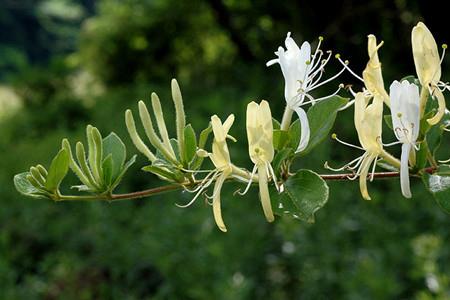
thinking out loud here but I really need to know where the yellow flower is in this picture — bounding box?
[412,22,446,125]
[362,35,390,106]
[354,92,384,200]
[176,114,236,232]
[208,114,235,232]
[328,91,400,200]
[246,100,276,222]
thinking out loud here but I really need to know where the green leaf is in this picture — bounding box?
[14,172,49,199]
[288,119,300,149]
[102,154,114,186]
[198,124,212,150]
[272,118,281,130]
[422,165,450,214]
[272,148,293,177]
[102,132,126,180]
[170,138,181,162]
[415,140,430,171]
[45,149,70,192]
[142,165,177,181]
[189,124,212,170]
[183,124,197,165]
[384,115,393,130]
[299,96,349,155]
[427,111,450,156]
[110,155,137,191]
[273,129,290,151]
[270,169,329,222]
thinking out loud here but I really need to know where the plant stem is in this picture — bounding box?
[54,167,437,201]
[55,184,183,202]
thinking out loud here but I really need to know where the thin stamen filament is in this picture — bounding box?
[333,135,365,151]
[337,57,365,82]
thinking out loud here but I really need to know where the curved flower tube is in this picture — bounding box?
[389,80,420,198]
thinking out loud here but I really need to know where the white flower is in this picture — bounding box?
[267,32,344,152]
[389,80,420,198]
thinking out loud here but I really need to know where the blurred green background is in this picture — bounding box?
[1,0,449,299]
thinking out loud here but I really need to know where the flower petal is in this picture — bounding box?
[362,35,390,105]
[412,22,441,86]
[212,172,228,232]
[427,88,446,125]
[400,143,412,198]
[293,106,310,153]
[359,153,376,200]
[258,163,274,222]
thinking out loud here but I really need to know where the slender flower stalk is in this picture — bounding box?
[389,80,420,198]
[267,32,345,152]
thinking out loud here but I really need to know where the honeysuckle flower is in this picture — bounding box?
[177,114,236,232]
[337,34,390,107]
[353,93,385,200]
[245,100,276,222]
[267,32,345,152]
[412,22,448,125]
[389,80,420,198]
[327,92,399,200]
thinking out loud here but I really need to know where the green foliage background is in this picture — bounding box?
[1,0,449,299]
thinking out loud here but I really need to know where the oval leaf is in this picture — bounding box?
[14,172,49,199]
[271,169,329,222]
